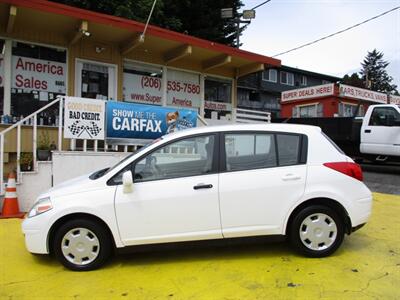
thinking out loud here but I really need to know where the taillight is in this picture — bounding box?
[323,162,363,181]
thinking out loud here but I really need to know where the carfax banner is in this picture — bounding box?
[106,101,197,140]
[64,97,106,140]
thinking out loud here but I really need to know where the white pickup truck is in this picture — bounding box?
[277,104,400,163]
[360,104,400,162]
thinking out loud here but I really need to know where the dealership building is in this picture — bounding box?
[0,0,281,129]
[280,83,400,118]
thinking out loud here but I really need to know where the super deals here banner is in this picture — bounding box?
[64,97,105,140]
[106,102,197,140]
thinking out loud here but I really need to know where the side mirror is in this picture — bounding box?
[122,171,133,194]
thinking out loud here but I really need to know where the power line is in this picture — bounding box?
[251,0,272,10]
[272,6,400,58]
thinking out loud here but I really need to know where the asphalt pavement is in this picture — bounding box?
[361,163,400,195]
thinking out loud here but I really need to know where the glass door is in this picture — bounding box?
[75,60,116,100]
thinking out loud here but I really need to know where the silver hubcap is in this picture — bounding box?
[61,228,100,265]
[299,213,337,251]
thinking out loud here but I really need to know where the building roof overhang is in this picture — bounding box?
[0,0,281,78]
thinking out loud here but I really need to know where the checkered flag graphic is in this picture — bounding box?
[68,120,85,137]
[87,121,102,137]
[68,120,102,138]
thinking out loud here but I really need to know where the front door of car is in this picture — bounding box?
[361,106,400,156]
[218,132,307,237]
[113,134,222,246]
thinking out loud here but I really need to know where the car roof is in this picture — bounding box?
[162,123,321,141]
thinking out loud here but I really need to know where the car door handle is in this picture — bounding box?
[364,129,371,133]
[193,183,213,190]
[282,174,301,181]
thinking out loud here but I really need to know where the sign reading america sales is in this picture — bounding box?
[11,55,66,93]
[64,97,105,140]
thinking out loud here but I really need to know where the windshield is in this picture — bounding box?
[90,138,162,180]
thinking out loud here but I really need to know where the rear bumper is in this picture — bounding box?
[352,223,366,233]
[350,194,373,228]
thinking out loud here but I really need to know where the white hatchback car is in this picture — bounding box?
[22,124,372,271]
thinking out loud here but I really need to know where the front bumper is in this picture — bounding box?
[21,215,50,254]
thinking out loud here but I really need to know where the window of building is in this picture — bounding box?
[280,71,294,86]
[262,69,277,82]
[204,76,232,120]
[132,135,216,182]
[224,133,277,171]
[10,41,66,125]
[123,62,163,105]
[338,103,364,117]
[369,107,400,126]
[322,80,331,85]
[0,39,4,116]
[167,69,201,109]
[301,75,307,86]
[292,103,323,118]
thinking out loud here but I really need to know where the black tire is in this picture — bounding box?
[289,205,345,257]
[52,219,112,271]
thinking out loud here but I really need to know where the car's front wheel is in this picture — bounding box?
[53,219,112,271]
[289,205,345,257]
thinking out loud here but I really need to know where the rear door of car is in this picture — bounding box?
[218,131,308,238]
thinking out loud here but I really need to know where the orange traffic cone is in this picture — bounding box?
[0,172,25,218]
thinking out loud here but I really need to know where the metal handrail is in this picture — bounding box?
[0,96,64,194]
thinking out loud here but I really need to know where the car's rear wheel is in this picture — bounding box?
[289,205,344,257]
[53,219,112,271]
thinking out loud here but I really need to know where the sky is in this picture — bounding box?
[240,0,400,88]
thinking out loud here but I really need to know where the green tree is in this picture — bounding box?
[341,72,364,88]
[51,0,244,46]
[360,49,398,94]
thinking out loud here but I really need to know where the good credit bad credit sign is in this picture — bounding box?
[107,102,197,140]
[64,97,105,140]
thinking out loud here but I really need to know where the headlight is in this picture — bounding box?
[28,197,53,218]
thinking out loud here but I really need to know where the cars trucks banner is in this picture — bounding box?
[106,101,197,140]
[339,84,387,103]
[64,97,106,140]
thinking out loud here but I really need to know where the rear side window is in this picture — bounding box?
[276,134,301,166]
[225,133,277,171]
[224,132,307,172]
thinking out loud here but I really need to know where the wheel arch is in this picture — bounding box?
[285,198,352,236]
[47,213,117,254]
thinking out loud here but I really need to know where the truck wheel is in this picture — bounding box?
[289,205,344,257]
[53,219,112,271]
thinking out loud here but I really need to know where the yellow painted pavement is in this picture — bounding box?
[0,193,399,299]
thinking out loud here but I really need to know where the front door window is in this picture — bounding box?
[76,61,116,100]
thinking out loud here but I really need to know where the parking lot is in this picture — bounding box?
[362,163,400,195]
[0,192,399,299]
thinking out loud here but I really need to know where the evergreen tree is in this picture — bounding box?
[360,49,398,94]
[341,72,364,88]
[51,0,243,46]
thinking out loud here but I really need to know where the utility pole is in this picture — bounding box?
[221,8,255,48]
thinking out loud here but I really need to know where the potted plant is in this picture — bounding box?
[20,152,33,171]
[37,131,51,161]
